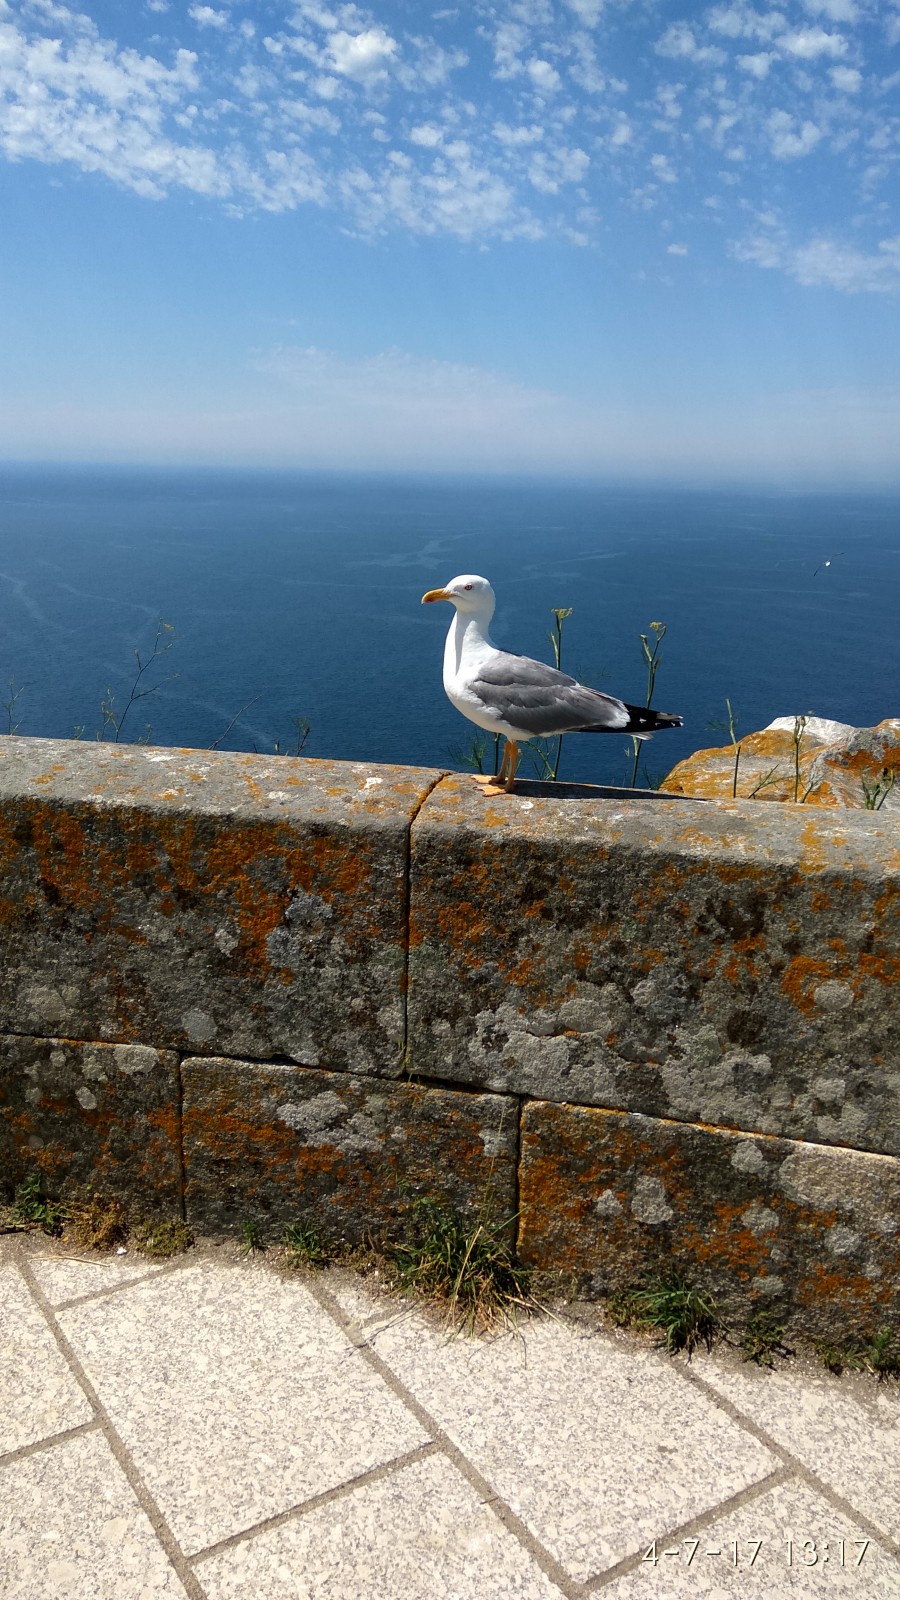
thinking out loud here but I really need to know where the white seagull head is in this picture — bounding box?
[421,573,496,621]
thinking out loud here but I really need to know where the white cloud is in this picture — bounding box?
[767,109,822,158]
[780,26,847,57]
[0,0,889,267]
[527,58,561,94]
[737,51,773,76]
[650,152,677,182]
[188,5,228,29]
[528,143,588,192]
[802,0,857,20]
[567,29,606,93]
[708,5,788,42]
[830,64,861,92]
[409,122,443,147]
[491,21,527,79]
[566,0,604,25]
[732,229,900,291]
[403,38,468,88]
[254,346,552,419]
[493,122,544,146]
[327,26,397,83]
[667,241,688,253]
[656,22,726,64]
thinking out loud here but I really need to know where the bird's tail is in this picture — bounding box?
[583,705,683,738]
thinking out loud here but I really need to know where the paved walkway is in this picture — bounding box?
[2,1232,899,1599]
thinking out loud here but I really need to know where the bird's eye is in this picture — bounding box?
[464,584,473,591]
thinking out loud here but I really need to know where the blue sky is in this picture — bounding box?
[1,0,898,481]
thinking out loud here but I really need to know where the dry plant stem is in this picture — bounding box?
[746,765,783,799]
[725,698,741,798]
[3,676,24,735]
[209,693,263,751]
[101,619,178,743]
[792,713,809,803]
[629,621,666,788]
[549,607,572,780]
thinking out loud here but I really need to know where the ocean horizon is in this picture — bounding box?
[1,465,898,791]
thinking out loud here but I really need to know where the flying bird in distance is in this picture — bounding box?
[422,574,683,796]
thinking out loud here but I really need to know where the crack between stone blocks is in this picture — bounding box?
[15,1253,208,1600]
[176,1054,188,1224]
[511,1095,524,1259]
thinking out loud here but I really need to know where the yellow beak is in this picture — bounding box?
[421,588,452,604]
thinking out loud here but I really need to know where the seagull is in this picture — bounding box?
[422,574,683,796]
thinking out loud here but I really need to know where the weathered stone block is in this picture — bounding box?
[0,739,442,1072]
[0,1034,181,1214]
[408,777,900,1154]
[518,1100,900,1339]
[182,1056,517,1240]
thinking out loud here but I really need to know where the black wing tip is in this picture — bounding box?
[621,705,683,732]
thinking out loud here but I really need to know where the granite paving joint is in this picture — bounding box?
[308,1275,583,1600]
[585,1466,794,1591]
[681,1360,900,1563]
[0,1417,99,1471]
[190,1441,442,1568]
[16,1253,207,1600]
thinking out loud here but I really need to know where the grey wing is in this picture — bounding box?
[471,652,630,736]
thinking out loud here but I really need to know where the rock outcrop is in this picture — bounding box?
[665,716,900,809]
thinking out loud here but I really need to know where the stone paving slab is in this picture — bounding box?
[194,1451,565,1600]
[3,1238,900,1600]
[56,1258,429,1557]
[0,1429,188,1599]
[697,1355,900,1548]
[327,1277,779,1586]
[26,1248,165,1307]
[601,1478,898,1598]
[0,1259,92,1454]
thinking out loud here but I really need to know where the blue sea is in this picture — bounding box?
[0,466,898,789]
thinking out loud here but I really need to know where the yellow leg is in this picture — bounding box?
[471,740,508,787]
[478,740,519,797]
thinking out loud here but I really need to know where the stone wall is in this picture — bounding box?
[1,737,898,1339]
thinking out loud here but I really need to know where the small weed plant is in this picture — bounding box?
[388,1196,530,1333]
[818,1326,900,1381]
[281,1220,332,1268]
[239,1218,267,1255]
[628,622,668,789]
[861,768,896,810]
[741,1311,792,1368]
[7,1172,65,1235]
[65,1193,128,1251]
[130,1218,193,1258]
[611,1275,722,1357]
[3,1174,193,1257]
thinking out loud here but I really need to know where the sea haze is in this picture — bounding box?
[0,467,897,790]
